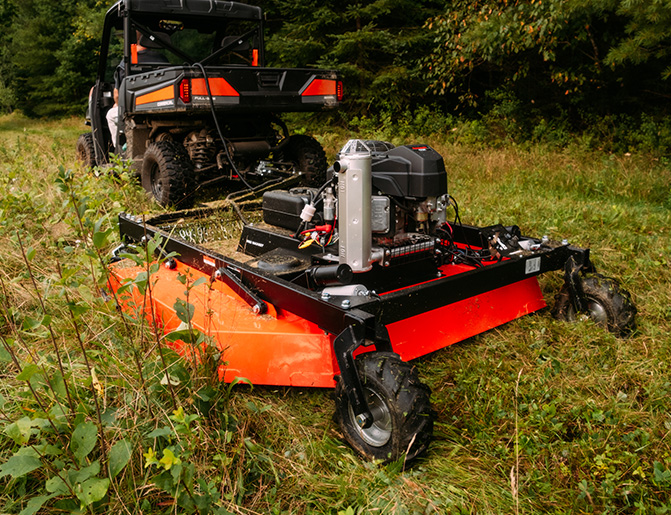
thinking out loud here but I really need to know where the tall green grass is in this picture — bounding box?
[1,112,670,514]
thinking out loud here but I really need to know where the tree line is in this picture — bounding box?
[1,0,671,136]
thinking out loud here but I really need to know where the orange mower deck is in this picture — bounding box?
[108,255,545,388]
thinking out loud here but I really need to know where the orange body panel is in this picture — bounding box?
[136,86,174,105]
[108,258,545,389]
[191,78,239,97]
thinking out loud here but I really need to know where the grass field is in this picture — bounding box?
[1,112,670,514]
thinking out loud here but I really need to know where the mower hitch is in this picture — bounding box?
[212,266,268,315]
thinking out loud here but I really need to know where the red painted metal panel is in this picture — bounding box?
[301,78,337,97]
[191,78,239,97]
[386,276,545,361]
[108,261,338,388]
[108,259,545,389]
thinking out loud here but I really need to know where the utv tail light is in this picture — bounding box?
[336,80,343,102]
[301,78,337,97]
[252,49,259,67]
[179,79,191,103]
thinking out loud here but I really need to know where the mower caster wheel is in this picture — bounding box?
[76,133,96,168]
[552,273,636,336]
[334,352,433,464]
[142,140,195,208]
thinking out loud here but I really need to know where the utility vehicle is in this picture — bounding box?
[77,0,342,207]
[107,140,636,463]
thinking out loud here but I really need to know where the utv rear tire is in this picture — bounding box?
[334,352,433,464]
[141,141,195,208]
[552,273,636,336]
[282,135,328,187]
[76,133,96,168]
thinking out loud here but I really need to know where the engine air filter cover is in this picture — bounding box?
[371,145,447,199]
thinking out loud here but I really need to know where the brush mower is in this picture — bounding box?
[107,139,636,463]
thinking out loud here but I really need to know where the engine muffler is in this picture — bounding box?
[335,152,372,272]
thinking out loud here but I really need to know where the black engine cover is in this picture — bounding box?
[371,145,447,199]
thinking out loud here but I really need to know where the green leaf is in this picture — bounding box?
[22,315,49,331]
[69,460,100,484]
[164,329,203,345]
[191,277,207,288]
[4,416,35,445]
[158,448,181,470]
[226,376,253,397]
[108,439,132,478]
[145,426,173,439]
[18,494,58,515]
[46,475,70,495]
[653,461,671,485]
[48,371,68,400]
[71,421,97,465]
[66,300,90,318]
[17,363,40,382]
[92,228,112,249]
[195,385,217,403]
[132,271,148,295]
[0,454,42,479]
[76,477,110,507]
[173,298,195,324]
[230,376,252,388]
[0,343,11,363]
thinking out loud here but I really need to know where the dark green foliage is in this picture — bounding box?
[1,0,671,141]
[606,0,671,77]
[422,0,671,121]
[263,0,443,116]
[0,0,18,113]
[2,0,105,117]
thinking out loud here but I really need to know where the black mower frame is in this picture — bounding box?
[115,211,596,428]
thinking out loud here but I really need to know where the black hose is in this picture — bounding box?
[190,61,260,222]
[192,61,255,192]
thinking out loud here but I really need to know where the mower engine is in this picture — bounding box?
[260,140,449,275]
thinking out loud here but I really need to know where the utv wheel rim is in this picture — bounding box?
[150,163,163,198]
[349,388,392,447]
[586,300,608,326]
